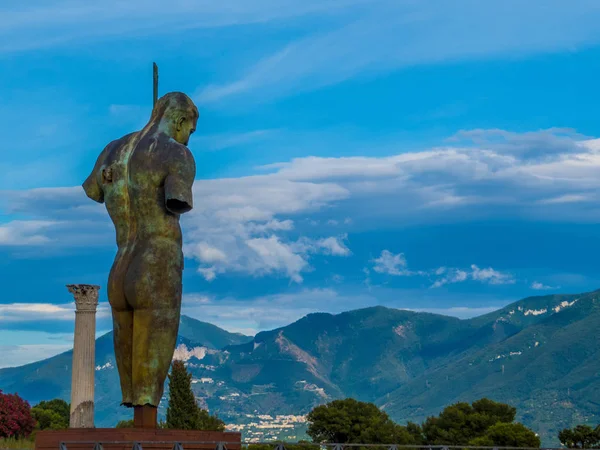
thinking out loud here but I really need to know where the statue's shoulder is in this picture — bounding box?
[120,131,138,143]
[101,132,137,161]
[158,136,195,163]
[112,132,137,151]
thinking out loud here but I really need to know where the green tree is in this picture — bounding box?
[166,360,201,429]
[115,419,134,428]
[248,442,319,450]
[306,398,415,444]
[471,398,516,427]
[30,408,64,431]
[406,421,425,445]
[115,418,167,428]
[288,441,320,450]
[196,409,225,432]
[31,399,70,430]
[165,360,225,431]
[469,422,541,448]
[559,425,600,448]
[422,398,533,446]
[422,402,477,445]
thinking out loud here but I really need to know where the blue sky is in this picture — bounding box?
[2,0,600,368]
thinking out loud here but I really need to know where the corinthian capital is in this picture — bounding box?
[67,284,100,312]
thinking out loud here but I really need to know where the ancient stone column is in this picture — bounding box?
[67,284,100,428]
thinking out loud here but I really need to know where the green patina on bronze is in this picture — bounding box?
[83,92,199,408]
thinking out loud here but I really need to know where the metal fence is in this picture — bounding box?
[49,442,566,450]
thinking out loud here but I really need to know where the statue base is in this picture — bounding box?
[35,429,242,450]
[134,405,158,429]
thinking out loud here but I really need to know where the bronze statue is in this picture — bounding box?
[82,92,198,426]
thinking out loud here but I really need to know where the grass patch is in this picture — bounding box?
[0,437,35,450]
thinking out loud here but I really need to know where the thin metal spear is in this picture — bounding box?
[153,62,159,107]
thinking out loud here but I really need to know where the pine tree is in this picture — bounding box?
[165,360,227,431]
[166,360,200,429]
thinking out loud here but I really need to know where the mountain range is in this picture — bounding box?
[1,290,599,446]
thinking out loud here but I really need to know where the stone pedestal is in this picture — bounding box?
[134,405,158,429]
[34,429,242,450]
[67,284,100,428]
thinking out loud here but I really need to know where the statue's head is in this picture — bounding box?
[150,92,199,146]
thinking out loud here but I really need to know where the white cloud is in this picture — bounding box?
[372,250,411,276]
[431,268,469,288]
[316,235,351,256]
[531,281,556,290]
[0,302,111,322]
[471,264,515,285]
[246,219,294,234]
[368,252,513,288]
[5,128,600,282]
[188,233,350,283]
[293,234,351,257]
[245,236,309,283]
[450,128,586,161]
[0,302,73,321]
[198,267,217,282]
[178,176,352,281]
[431,265,514,288]
[0,220,57,246]
[187,242,229,264]
[4,173,351,281]
[185,294,212,305]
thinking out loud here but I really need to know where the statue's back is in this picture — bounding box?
[84,130,195,248]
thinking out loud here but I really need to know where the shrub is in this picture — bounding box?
[0,391,36,439]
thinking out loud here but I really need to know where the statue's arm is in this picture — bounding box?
[164,145,196,215]
[82,145,109,204]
